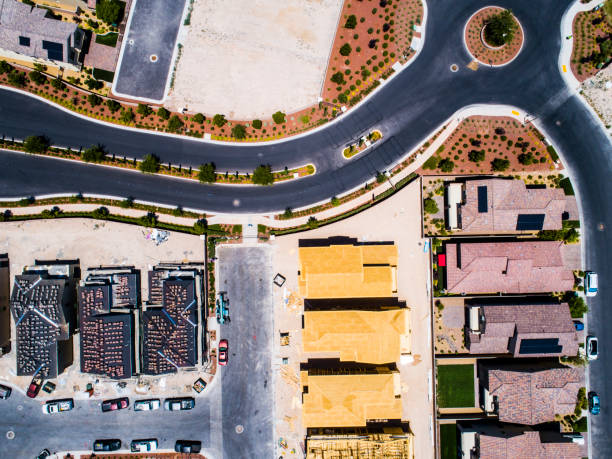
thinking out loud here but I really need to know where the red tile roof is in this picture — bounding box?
[446,241,574,294]
[468,303,579,357]
[460,179,565,232]
[486,367,583,425]
[479,431,582,459]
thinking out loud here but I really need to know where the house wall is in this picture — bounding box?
[0,47,80,72]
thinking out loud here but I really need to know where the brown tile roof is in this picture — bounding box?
[468,303,578,357]
[445,241,574,294]
[479,431,582,459]
[486,367,583,425]
[460,179,565,232]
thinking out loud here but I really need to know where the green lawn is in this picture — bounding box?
[440,424,458,459]
[92,68,115,83]
[437,364,475,408]
[95,32,119,47]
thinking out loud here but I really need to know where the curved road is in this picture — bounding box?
[0,0,611,456]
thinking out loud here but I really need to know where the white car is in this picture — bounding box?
[42,399,74,414]
[587,336,599,360]
[131,439,157,452]
[134,399,160,411]
[585,272,598,297]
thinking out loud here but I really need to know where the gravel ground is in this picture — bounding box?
[167,0,343,119]
[580,65,612,128]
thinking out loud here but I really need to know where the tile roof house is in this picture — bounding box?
[467,303,579,357]
[445,241,574,294]
[298,238,398,298]
[78,277,135,380]
[459,423,583,459]
[141,276,198,375]
[10,269,75,378]
[479,365,583,425]
[448,179,565,232]
[0,254,10,355]
[0,0,84,69]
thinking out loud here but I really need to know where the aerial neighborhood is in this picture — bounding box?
[0,0,610,458]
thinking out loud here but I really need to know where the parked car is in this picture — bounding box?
[93,439,121,452]
[175,440,202,453]
[134,399,160,411]
[573,321,584,331]
[130,439,157,452]
[101,397,129,412]
[589,391,600,415]
[42,398,74,414]
[219,339,228,366]
[35,449,50,459]
[27,378,42,399]
[164,397,195,411]
[585,272,598,297]
[0,383,12,399]
[587,336,599,360]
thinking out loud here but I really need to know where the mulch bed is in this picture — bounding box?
[417,116,558,175]
[322,0,423,106]
[464,7,523,66]
[571,9,612,82]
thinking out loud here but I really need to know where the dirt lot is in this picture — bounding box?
[167,0,343,119]
[580,64,612,127]
[271,179,434,459]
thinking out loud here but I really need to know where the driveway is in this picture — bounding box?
[113,0,186,101]
[217,245,275,459]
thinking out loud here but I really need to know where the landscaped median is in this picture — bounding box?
[342,130,382,159]
[6,136,315,186]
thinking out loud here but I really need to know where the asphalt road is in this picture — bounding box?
[0,0,611,456]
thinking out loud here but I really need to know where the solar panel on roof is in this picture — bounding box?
[516,214,546,231]
[477,186,488,213]
[518,338,562,355]
[42,41,63,61]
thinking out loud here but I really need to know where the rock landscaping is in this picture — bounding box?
[571,7,612,82]
[464,7,523,66]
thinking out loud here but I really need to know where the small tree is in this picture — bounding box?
[331,196,340,206]
[339,43,352,56]
[331,71,345,85]
[491,158,510,172]
[106,99,121,113]
[468,149,485,162]
[96,0,123,24]
[344,14,357,29]
[438,158,455,172]
[120,108,135,123]
[85,77,103,90]
[338,93,348,104]
[307,216,319,229]
[518,152,534,165]
[28,71,46,85]
[87,94,102,106]
[139,154,160,173]
[484,10,517,46]
[137,103,153,117]
[232,124,247,139]
[50,77,65,91]
[252,165,274,185]
[198,163,216,183]
[423,156,439,170]
[213,114,227,127]
[193,113,205,124]
[167,115,184,132]
[252,119,262,129]
[0,60,13,74]
[23,135,49,153]
[7,71,26,87]
[376,172,386,183]
[423,198,439,214]
[139,212,158,227]
[272,111,286,124]
[157,107,170,120]
[193,218,208,234]
[82,145,107,162]
[283,207,293,218]
[92,206,109,219]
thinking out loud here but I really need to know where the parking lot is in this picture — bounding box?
[217,245,275,459]
[113,0,186,101]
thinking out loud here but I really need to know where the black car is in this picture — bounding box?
[0,383,11,399]
[35,449,50,459]
[93,439,122,452]
[175,440,202,453]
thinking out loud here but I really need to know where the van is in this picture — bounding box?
[585,272,598,297]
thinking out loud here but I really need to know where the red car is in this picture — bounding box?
[219,339,228,366]
[26,379,42,398]
[101,397,129,412]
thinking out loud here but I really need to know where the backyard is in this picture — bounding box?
[439,424,458,459]
[436,364,475,408]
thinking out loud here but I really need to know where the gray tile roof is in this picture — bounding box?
[0,0,80,64]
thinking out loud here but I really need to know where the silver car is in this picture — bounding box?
[134,399,160,411]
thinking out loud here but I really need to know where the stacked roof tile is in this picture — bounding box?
[457,179,565,232]
[467,303,578,357]
[445,241,574,294]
